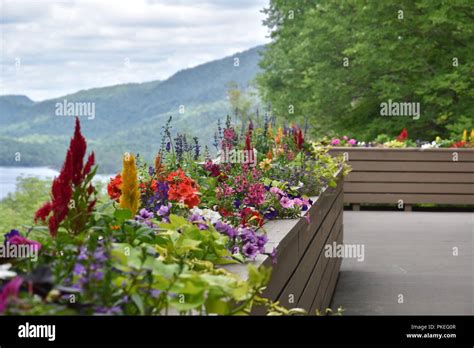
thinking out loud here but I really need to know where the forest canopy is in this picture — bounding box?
[257,0,474,140]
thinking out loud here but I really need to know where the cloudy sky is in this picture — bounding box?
[0,0,270,101]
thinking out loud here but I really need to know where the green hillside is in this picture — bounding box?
[0,46,264,173]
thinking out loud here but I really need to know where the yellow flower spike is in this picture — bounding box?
[470,129,474,141]
[119,152,140,215]
[268,124,273,137]
[462,129,467,142]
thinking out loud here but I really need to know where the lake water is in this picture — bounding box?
[0,167,113,200]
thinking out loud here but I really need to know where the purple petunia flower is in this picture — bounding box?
[256,234,268,248]
[137,208,154,220]
[188,214,208,230]
[239,228,257,244]
[264,207,277,220]
[4,229,20,240]
[242,242,258,259]
[157,203,171,217]
[214,221,237,239]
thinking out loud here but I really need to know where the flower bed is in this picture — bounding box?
[0,116,348,315]
[329,147,474,209]
[224,170,344,314]
[327,128,474,149]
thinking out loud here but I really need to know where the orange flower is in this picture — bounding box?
[107,174,122,202]
[166,168,200,208]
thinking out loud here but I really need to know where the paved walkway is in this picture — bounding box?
[331,211,473,315]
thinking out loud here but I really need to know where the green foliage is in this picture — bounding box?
[0,177,106,235]
[0,177,51,234]
[258,0,474,140]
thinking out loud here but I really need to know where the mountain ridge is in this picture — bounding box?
[0,45,264,172]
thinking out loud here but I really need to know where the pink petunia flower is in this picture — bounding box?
[280,196,294,209]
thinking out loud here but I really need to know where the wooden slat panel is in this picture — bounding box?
[350,161,474,172]
[309,229,343,314]
[259,230,299,302]
[299,185,343,253]
[330,148,474,162]
[347,172,474,183]
[345,182,474,194]
[279,206,343,310]
[345,193,474,205]
[315,258,343,314]
[297,221,343,311]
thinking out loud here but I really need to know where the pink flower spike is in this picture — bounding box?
[0,277,23,313]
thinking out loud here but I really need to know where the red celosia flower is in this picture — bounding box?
[396,128,408,141]
[70,118,87,185]
[48,150,74,236]
[34,117,95,237]
[245,132,252,151]
[293,127,304,150]
[34,202,52,222]
[107,174,122,201]
[87,199,97,213]
[83,152,95,178]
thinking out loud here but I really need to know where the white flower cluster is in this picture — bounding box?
[0,263,17,280]
[421,141,440,149]
[190,207,222,224]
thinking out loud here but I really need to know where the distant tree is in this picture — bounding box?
[226,81,254,124]
[257,0,474,140]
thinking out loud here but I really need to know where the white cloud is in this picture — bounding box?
[0,0,270,100]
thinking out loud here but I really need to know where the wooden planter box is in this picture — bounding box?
[224,171,344,314]
[329,147,474,209]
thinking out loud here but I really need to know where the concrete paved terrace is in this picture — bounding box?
[331,211,473,315]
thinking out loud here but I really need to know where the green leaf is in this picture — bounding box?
[131,293,145,315]
[114,208,132,224]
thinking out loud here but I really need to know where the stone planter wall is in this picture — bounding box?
[224,171,344,314]
[329,147,474,210]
